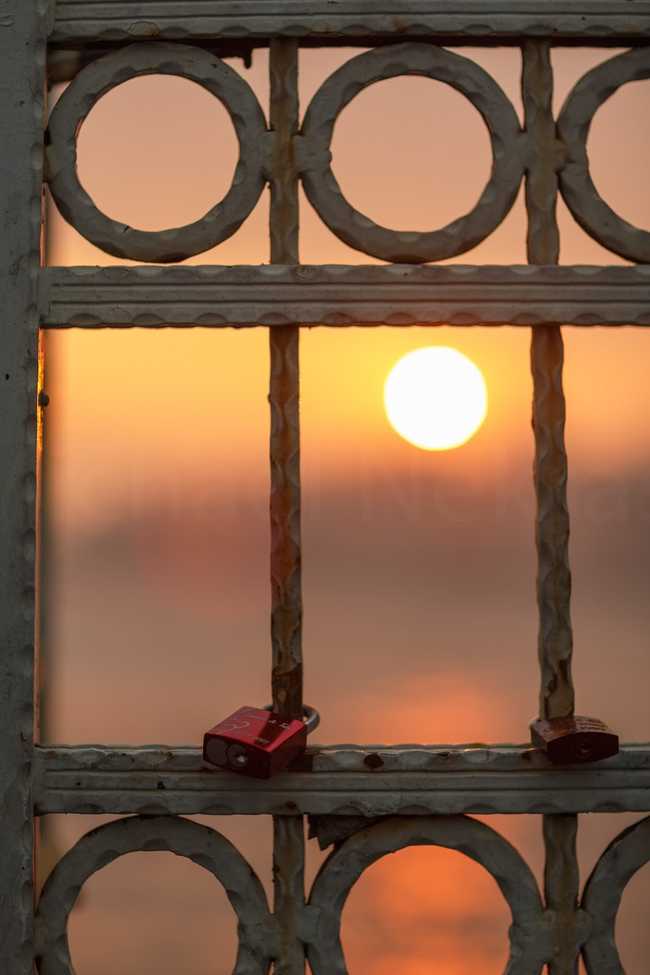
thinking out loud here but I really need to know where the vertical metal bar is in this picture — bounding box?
[524,40,574,721]
[269,38,303,720]
[543,814,581,975]
[0,2,48,971]
[269,38,305,975]
[37,146,60,895]
[523,41,579,975]
[272,815,306,975]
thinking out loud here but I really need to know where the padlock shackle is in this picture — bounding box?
[303,705,320,735]
[264,704,320,736]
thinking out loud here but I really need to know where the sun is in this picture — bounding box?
[384,346,488,450]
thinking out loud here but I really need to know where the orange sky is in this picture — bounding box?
[43,45,649,975]
[46,46,650,528]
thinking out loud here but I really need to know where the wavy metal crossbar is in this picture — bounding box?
[1,6,649,975]
[41,265,650,327]
[33,745,650,817]
[49,1,650,45]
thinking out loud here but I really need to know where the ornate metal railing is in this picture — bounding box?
[1,3,649,974]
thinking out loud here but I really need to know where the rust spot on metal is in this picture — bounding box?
[127,21,161,38]
[364,753,384,770]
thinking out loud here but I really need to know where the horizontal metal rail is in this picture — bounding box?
[34,744,650,816]
[51,1,650,45]
[41,264,650,328]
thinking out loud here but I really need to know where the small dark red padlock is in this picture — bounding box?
[530,715,619,764]
[203,705,319,778]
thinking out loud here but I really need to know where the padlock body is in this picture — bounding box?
[203,706,307,778]
[530,715,618,764]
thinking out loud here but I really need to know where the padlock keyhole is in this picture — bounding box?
[227,744,250,768]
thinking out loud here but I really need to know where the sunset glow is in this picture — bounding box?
[44,44,650,975]
[384,347,488,451]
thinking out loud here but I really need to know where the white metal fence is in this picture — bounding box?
[1,4,649,973]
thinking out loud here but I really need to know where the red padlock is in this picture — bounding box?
[203,705,319,778]
[530,715,619,764]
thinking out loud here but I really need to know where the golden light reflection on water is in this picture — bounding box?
[343,847,509,975]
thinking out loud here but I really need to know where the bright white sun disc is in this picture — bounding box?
[384,346,487,450]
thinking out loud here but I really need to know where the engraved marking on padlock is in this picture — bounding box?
[263,704,320,735]
[220,719,251,733]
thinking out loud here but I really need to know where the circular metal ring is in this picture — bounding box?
[558,47,650,263]
[264,704,320,734]
[582,815,650,973]
[46,43,268,263]
[306,815,550,975]
[35,815,274,975]
[300,43,524,264]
